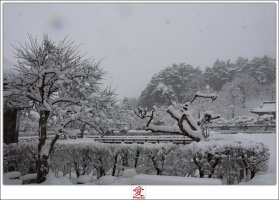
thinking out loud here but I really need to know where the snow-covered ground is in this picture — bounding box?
[38,169,221,185]
[101,174,221,185]
[3,171,23,185]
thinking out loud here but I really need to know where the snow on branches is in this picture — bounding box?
[190,91,217,104]
[4,34,116,183]
[135,92,220,142]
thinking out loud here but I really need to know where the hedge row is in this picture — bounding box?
[3,135,269,184]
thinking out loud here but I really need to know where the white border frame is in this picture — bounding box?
[1,1,278,199]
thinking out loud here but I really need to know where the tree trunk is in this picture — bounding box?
[167,110,200,142]
[37,110,50,183]
[112,155,118,176]
[208,158,220,178]
[37,155,49,183]
[193,157,204,178]
[156,167,163,175]
[242,96,246,109]
[100,168,106,177]
[74,162,80,178]
[134,150,140,168]
[81,163,87,175]
[250,171,256,179]
[231,98,235,119]
[150,157,163,175]
[96,169,101,179]
[122,154,129,167]
[79,124,86,138]
[96,167,106,179]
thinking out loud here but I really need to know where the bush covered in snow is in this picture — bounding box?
[230,115,256,126]
[3,142,37,175]
[184,134,269,184]
[257,114,275,124]
[3,137,269,184]
[211,117,230,125]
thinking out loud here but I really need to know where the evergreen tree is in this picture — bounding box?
[139,63,203,108]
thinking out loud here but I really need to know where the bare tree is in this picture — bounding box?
[134,92,219,142]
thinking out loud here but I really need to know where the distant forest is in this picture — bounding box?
[138,56,275,119]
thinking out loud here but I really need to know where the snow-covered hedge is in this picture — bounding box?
[51,142,112,179]
[230,116,256,125]
[3,142,37,175]
[3,136,269,184]
[183,134,269,184]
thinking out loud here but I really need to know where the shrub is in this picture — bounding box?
[3,135,269,184]
[50,142,113,178]
[3,142,37,175]
[184,134,269,184]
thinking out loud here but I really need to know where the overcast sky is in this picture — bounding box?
[3,3,276,99]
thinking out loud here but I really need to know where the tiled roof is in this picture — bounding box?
[250,101,276,114]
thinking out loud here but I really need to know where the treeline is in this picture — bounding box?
[204,56,275,91]
[138,56,276,115]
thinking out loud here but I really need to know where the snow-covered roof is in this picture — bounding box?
[250,101,276,115]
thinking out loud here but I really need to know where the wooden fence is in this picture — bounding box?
[18,124,276,144]
[91,135,193,145]
[209,124,276,134]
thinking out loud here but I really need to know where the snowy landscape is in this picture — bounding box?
[3,42,276,185]
[1,3,277,200]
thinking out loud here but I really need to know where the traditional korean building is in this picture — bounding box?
[250,101,276,119]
